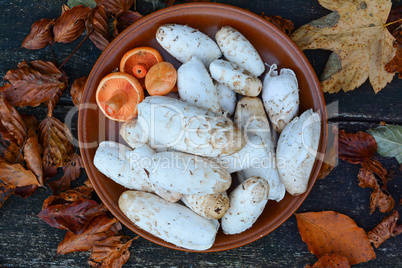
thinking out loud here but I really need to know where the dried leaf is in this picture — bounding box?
[114,10,143,36]
[67,0,97,9]
[385,42,402,78]
[296,211,376,265]
[53,5,91,43]
[260,13,295,36]
[86,6,110,51]
[291,0,396,93]
[21,18,55,49]
[88,236,137,268]
[48,153,83,194]
[38,197,107,234]
[71,76,87,107]
[307,254,350,268]
[74,179,94,196]
[23,128,43,186]
[358,160,395,213]
[367,124,402,164]
[337,130,377,164]
[21,114,39,132]
[1,60,68,108]
[0,180,15,208]
[42,186,92,210]
[57,214,121,254]
[368,210,401,248]
[386,7,402,35]
[95,0,133,15]
[318,125,338,179]
[39,117,74,179]
[0,160,39,198]
[0,95,26,146]
[0,129,21,164]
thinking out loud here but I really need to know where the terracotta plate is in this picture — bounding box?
[78,3,327,252]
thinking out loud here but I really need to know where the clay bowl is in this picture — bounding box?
[78,3,327,252]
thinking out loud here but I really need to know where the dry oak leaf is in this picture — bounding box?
[71,76,87,107]
[0,159,39,198]
[57,214,122,255]
[291,0,396,93]
[48,153,83,194]
[307,254,350,268]
[53,5,91,43]
[88,235,137,268]
[296,211,376,265]
[95,0,133,15]
[86,6,110,51]
[21,18,55,50]
[0,180,15,208]
[260,13,295,36]
[114,10,143,37]
[368,210,402,248]
[337,130,377,164]
[23,128,43,186]
[38,197,107,235]
[0,60,68,108]
[39,116,74,179]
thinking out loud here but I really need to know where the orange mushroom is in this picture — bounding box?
[145,62,177,96]
[96,72,144,122]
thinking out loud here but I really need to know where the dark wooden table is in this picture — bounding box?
[0,0,401,267]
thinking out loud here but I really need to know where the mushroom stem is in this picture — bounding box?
[105,91,128,116]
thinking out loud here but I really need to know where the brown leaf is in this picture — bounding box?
[74,179,94,197]
[1,60,68,108]
[39,117,74,179]
[23,128,43,186]
[88,236,137,268]
[95,0,133,15]
[0,130,21,164]
[307,254,350,268]
[0,95,26,146]
[318,125,338,179]
[114,10,143,36]
[38,197,107,234]
[0,160,39,198]
[71,77,87,108]
[86,6,109,51]
[57,214,121,254]
[0,180,15,208]
[21,18,55,49]
[42,186,92,210]
[337,130,377,164]
[386,7,402,35]
[385,41,402,78]
[48,153,83,194]
[53,5,91,43]
[21,114,39,132]
[291,0,396,93]
[358,160,395,213]
[368,210,401,248]
[260,13,294,36]
[296,211,376,265]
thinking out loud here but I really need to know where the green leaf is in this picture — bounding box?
[367,125,402,164]
[67,0,96,9]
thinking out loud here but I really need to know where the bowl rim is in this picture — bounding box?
[78,2,327,252]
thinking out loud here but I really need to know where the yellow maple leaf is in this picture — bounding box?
[291,0,396,93]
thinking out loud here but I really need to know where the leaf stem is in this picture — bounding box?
[58,29,94,70]
[383,18,402,28]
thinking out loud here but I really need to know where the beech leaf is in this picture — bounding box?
[39,117,74,179]
[368,210,402,248]
[67,0,97,9]
[86,6,110,51]
[42,182,93,210]
[95,0,133,15]
[307,254,350,268]
[260,13,295,36]
[21,114,39,132]
[88,236,137,268]
[0,95,26,146]
[114,10,143,36]
[296,211,376,265]
[48,153,83,194]
[53,5,91,43]
[57,214,121,254]
[38,197,107,234]
[291,0,396,93]
[21,18,55,50]
[0,180,15,208]
[23,128,43,186]
[0,60,68,108]
[0,160,39,198]
[337,130,377,164]
[71,76,87,108]
[367,124,402,164]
